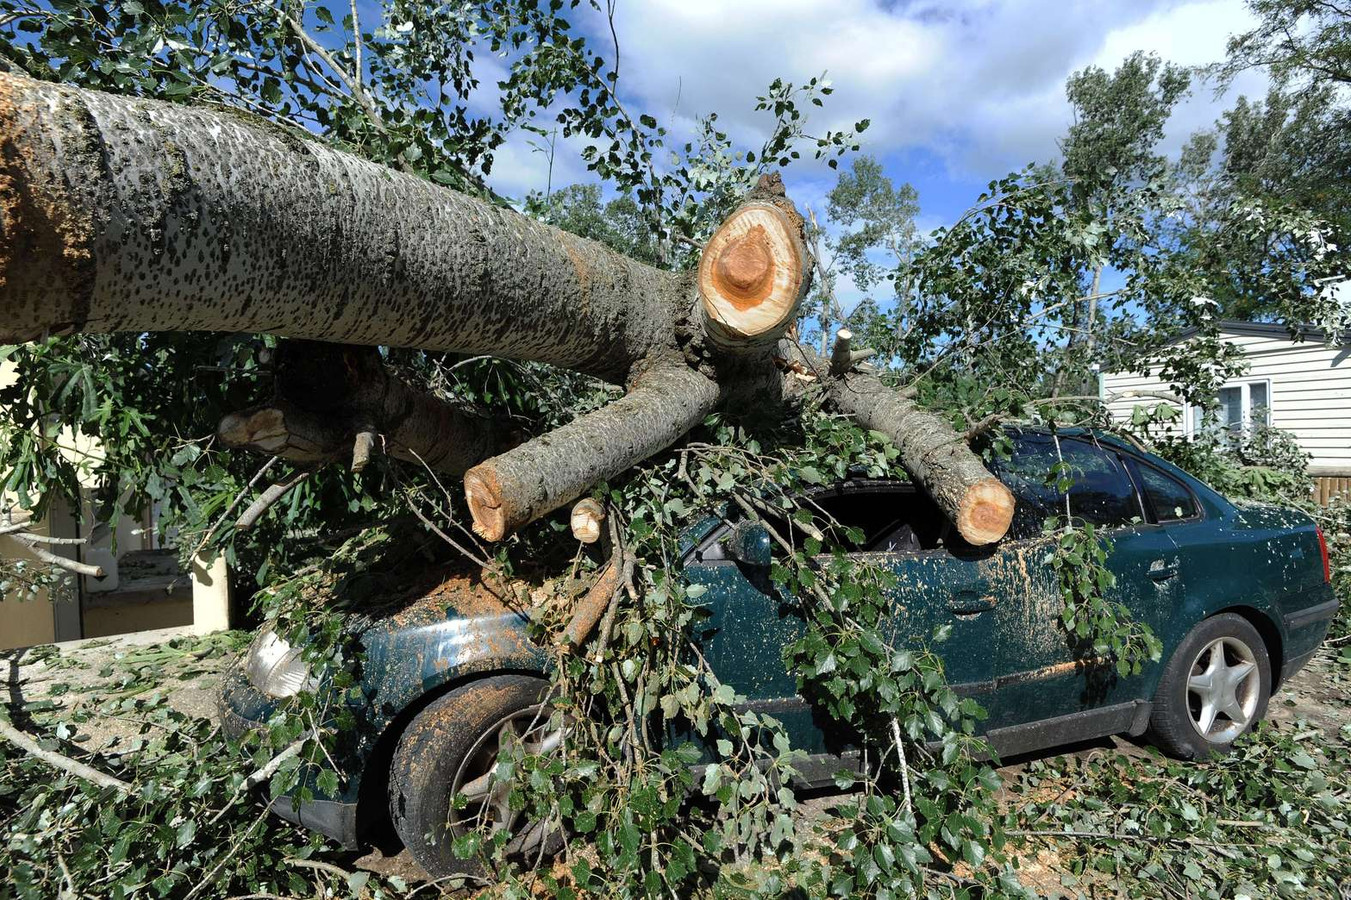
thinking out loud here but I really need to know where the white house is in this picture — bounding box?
[1101,318,1351,504]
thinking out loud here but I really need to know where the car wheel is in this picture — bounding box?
[1148,613,1271,759]
[389,674,563,877]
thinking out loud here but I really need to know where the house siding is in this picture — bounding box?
[1101,326,1351,472]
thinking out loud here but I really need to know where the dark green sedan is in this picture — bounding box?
[219,428,1337,876]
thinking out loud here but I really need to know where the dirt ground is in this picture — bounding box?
[3,627,239,756]
[5,627,1348,892]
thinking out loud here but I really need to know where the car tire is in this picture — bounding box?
[389,674,562,878]
[1147,613,1271,759]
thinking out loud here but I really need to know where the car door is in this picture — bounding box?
[798,482,1003,700]
[984,433,1181,731]
[684,481,1003,756]
[1121,455,1206,649]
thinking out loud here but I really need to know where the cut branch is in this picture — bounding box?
[785,343,1015,546]
[0,718,132,794]
[465,365,720,541]
[218,342,508,475]
[698,175,810,351]
[829,328,876,376]
[570,498,606,544]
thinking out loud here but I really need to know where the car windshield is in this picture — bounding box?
[743,482,972,556]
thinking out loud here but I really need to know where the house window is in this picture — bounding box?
[1189,380,1270,439]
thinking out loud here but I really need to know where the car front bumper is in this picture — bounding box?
[217,667,361,848]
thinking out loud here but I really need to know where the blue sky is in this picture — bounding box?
[445,0,1269,310]
[324,0,1271,313]
[475,0,1267,225]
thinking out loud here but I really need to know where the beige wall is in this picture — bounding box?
[0,498,78,649]
[0,358,209,649]
[1102,325,1351,470]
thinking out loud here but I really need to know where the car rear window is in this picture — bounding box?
[1135,463,1198,521]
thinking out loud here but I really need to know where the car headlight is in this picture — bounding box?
[244,630,315,698]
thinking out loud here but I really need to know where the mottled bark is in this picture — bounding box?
[0,73,1012,545]
[0,74,686,381]
[217,342,508,475]
[464,365,721,540]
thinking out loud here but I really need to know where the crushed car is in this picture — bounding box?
[220,427,1338,876]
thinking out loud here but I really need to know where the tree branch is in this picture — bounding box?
[283,11,390,141]
[465,364,721,541]
[5,532,104,578]
[235,470,312,532]
[0,718,132,794]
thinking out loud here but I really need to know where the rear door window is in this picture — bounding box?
[989,434,1143,536]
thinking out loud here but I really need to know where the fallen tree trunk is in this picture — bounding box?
[782,337,1016,547]
[0,73,1014,546]
[0,74,681,379]
[465,363,721,539]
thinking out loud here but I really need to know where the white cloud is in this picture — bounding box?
[596,0,1262,178]
[484,127,595,202]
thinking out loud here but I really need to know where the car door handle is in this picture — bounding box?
[949,591,996,615]
[1149,558,1180,581]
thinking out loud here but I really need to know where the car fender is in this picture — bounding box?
[359,610,550,730]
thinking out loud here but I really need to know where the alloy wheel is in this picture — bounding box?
[448,705,563,853]
[1186,635,1260,744]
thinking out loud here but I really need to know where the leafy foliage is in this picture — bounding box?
[2,1,1349,898]
[0,631,400,900]
[1004,717,1351,897]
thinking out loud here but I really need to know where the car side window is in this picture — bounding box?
[988,434,1143,536]
[1135,463,1198,522]
[803,485,947,552]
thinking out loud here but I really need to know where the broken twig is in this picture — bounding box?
[5,532,104,578]
[0,718,132,795]
[235,469,312,532]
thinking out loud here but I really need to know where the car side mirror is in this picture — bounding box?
[725,521,773,567]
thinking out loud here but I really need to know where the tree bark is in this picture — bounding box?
[465,364,721,540]
[0,73,1013,546]
[0,73,686,381]
[784,341,1015,547]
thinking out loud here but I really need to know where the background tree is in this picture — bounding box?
[1219,0,1351,88]
[1052,52,1190,395]
[805,155,920,355]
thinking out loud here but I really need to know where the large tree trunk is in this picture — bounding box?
[0,73,1013,546]
[0,75,685,380]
